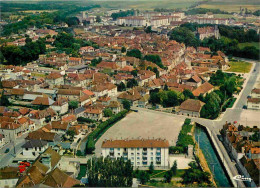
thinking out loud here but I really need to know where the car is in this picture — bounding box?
[4,148,10,153]
[242,105,247,109]
[132,109,138,112]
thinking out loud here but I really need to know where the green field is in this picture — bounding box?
[238,42,259,50]
[198,0,260,12]
[227,61,252,73]
[95,0,202,10]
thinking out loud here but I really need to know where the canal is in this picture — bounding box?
[195,125,232,187]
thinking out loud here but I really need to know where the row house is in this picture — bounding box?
[84,107,103,121]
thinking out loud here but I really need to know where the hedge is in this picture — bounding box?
[85,110,128,154]
[171,118,194,153]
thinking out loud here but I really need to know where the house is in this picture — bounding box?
[101,139,169,168]
[117,88,142,106]
[247,98,260,110]
[84,107,103,121]
[51,121,69,134]
[251,88,260,98]
[32,97,55,106]
[50,98,69,115]
[0,117,28,141]
[197,26,220,40]
[16,147,80,187]
[138,94,150,108]
[192,82,214,97]
[79,46,95,54]
[22,139,49,158]
[28,108,57,126]
[185,75,202,87]
[178,99,205,117]
[0,167,20,188]
[108,101,122,114]
[45,73,64,86]
[68,57,82,66]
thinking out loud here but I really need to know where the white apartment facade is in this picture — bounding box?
[101,139,169,168]
[117,17,148,26]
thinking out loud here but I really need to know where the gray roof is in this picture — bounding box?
[22,139,48,148]
[74,106,85,115]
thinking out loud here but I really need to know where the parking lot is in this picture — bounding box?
[95,109,184,156]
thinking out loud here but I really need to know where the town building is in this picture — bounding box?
[101,139,169,168]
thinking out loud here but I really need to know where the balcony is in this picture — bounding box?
[142,151,147,155]
[123,152,128,156]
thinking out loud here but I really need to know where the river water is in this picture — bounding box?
[194,125,232,187]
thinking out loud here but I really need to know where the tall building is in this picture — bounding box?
[101,139,169,168]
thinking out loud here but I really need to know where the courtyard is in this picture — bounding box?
[95,109,185,156]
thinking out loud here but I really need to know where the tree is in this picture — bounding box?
[164,171,173,183]
[0,90,10,106]
[86,157,133,187]
[131,70,138,77]
[69,100,78,109]
[117,82,126,91]
[183,89,194,99]
[139,171,150,184]
[126,49,142,59]
[121,46,126,53]
[66,17,79,26]
[86,136,95,154]
[144,54,164,69]
[1,45,23,65]
[145,26,152,33]
[96,15,101,23]
[122,99,131,111]
[149,162,154,174]
[170,160,177,176]
[103,108,113,117]
[169,27,200,47]
[127,79,138,88]
[66,130,76,138]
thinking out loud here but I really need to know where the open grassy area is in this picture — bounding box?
[227,61,252,73]
[238,42,259,50]
[198,0,260,12]
[96,0,202,10]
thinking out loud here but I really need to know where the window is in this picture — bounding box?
[131,153,134,155]
[137,148,140,151]
[137,157,140,160]
[151,157,153,160]
[118,153,120,156]
[137,152,140,155]
[131,157,134,160]
[131,148,134,151]
[137,162,140,165]
[117,148,120,151]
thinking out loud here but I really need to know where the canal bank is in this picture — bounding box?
[194,125,233,187]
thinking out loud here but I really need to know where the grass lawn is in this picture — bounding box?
[76,164,87,180]
[227,61,252,73]
[149,169,186,178]
[238,42,259,50]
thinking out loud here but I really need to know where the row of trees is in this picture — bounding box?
[1,38,46,65]
[86,110,128,154]
[170,119,194,154]
[111,9,135,20]
[200,70,239,119]
[85,157,133,187]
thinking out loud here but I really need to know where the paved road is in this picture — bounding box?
[0,135,27,168]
